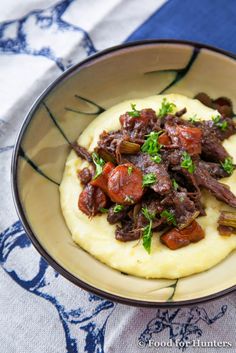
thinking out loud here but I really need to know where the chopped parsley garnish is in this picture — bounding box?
[151,154,162,164]
[160,209,177,226]
[99,208,109,213]
[142,207,156,254]
[181,151,195,174]
[127,103,140,117]
[114,204,125,213]
[212,115,228,131]
[141,131,163,156]
[142,173,157,187]
[142,226,152,254]
[188,114,198,124]
[124,195,134,203]
[142,207,155,221]
[172,179,179,191]
[158,98,176,118]
[127,166,133,175]
[221,157,234,175]
[92,152,105,179]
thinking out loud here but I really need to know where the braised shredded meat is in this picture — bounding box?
[71,143,92,163]
[127,152,172,195]
[75,98,236,252]
[78,167,92,185]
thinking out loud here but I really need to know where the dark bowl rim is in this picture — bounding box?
[11,39,236,307]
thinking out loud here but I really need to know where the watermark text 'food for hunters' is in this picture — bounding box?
[138,339,232,349]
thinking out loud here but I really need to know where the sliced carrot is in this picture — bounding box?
[90,162,115,194]
[161,230,190,250]
[158,132,171,145]
[161,220,205,250]
[107,163,143,205]
[179,220,205,242]
[176,125,202,155]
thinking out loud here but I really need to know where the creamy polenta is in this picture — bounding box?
[60,94,236,279]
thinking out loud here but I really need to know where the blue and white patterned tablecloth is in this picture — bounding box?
[1,1,236,352]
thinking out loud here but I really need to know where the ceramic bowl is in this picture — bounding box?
[12,40,236,306]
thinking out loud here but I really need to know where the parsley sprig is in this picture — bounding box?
[212,115,228,131]
[158,98,176,118]
[221,157,234,175]
[142,207,156,254]
[181,151,195,174]
[151,154,162,164]
[127,166,133,175]
[172,179,179,191]
[160,209,177,226]
[114,204,125,213]
[92,152,105,179]
[127,103,140,117]
[142,173,157,187]
[188,114,198,124]
[141,131,163,156]
[99,208,109,213]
